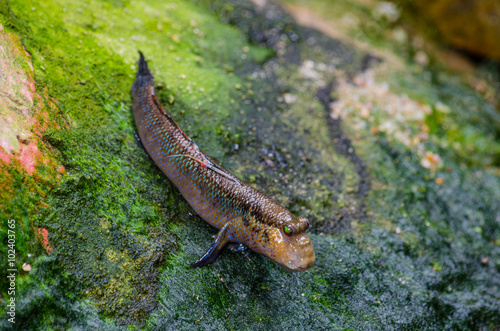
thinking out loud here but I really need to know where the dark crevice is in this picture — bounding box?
[316,81,371,212]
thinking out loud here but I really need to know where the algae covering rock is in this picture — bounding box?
[1,0,499,329]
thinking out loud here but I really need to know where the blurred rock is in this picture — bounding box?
[413,0,500,60]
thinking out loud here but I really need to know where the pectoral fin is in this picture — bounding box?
[190,224,230,267]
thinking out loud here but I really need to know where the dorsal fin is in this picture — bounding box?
[165,154,241,185]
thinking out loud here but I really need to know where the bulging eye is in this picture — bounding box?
[283,223,297,236]
[298,216,310,230]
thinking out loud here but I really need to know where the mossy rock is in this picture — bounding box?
[1,0,499,329]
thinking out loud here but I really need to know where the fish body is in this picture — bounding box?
[131,53,314,271]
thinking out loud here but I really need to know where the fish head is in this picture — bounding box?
[250,215,315,272]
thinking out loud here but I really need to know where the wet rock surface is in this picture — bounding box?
[1,0,499,329]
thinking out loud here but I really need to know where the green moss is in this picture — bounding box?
[387,69,500,167]
[1,0,283,327]
[1,0,499,329]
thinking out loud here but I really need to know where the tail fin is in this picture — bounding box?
[137,51,152,77]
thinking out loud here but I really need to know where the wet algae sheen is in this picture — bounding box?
[131,52,314,271]
[0,0,499,329]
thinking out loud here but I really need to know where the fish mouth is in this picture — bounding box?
[256,233,315,272]
[281,264,313,272]
[279,252,315,272]
[277,234,315,272]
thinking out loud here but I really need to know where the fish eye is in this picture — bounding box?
[283,223,297,236]
[298,216,310,230]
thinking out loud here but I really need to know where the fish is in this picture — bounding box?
[130,52,315,271]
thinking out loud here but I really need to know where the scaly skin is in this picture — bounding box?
[131,53,314,271]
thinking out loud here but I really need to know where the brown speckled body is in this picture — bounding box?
[131,53,314,271]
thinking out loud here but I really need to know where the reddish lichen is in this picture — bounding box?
[0,26,63,175]
[37,227,53,254]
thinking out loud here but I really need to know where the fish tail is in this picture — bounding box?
[131,51,153,94]
[137,51,152,77]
